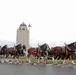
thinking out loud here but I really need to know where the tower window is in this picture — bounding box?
[22,28,25,30]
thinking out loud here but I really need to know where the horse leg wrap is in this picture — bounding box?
[72,60,75,64]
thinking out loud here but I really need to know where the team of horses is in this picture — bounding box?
[0,42,76,64]
[0,44,26,58]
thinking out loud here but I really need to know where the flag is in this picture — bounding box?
[28,24,31,27]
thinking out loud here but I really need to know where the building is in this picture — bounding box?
[16,22,30,50]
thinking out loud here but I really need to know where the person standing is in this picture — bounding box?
[30,49,35,65]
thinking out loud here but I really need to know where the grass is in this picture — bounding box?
[1,57,76,64]
[2,58,76,64]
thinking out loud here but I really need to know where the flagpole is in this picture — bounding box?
[28,23,31,48]
[28,23,31,31]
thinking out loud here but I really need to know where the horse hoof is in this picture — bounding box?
[72,63,76,65]
[30,63,34,65]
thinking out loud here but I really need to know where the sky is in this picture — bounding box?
[0,0,76,47]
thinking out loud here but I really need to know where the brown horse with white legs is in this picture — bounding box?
[35,43,49,64]
[51,46,65,64]
[4,47,17,58]
[64,42,76,64]
[4,44,26,58]
[27,43,50,64]
[50,42,76,64]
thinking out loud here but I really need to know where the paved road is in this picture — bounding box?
[0,63,76,75]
